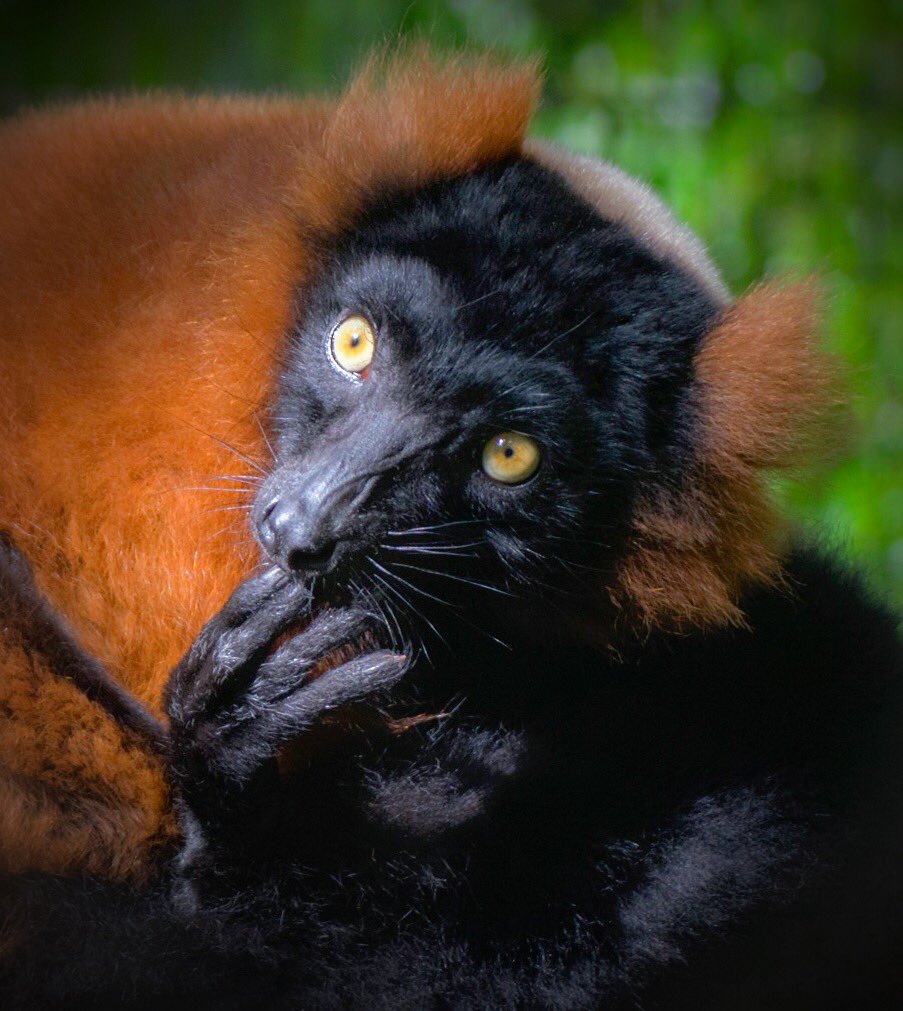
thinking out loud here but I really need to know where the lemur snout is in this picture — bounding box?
[256,457,376,574]
[257,497,341,573]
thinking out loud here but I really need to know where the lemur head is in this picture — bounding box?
[249,53,830,646]
[253,156,716,630]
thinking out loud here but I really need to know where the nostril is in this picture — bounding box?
[286,540,339,573]
[256,500,281,551]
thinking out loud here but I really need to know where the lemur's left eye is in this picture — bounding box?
[330,315,375,377]
[482,432,541,485]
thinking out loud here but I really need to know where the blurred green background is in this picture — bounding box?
[2,0,900,606]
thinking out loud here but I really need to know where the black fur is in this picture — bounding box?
[2,159,901,1009]
[256,160,718,595]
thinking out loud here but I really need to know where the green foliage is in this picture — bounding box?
[2,0,900,604]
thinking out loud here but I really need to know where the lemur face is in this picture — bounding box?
[251,159,719,631]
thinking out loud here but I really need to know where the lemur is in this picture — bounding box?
[1,50,900,1009]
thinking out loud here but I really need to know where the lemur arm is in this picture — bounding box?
[0,530,166,750]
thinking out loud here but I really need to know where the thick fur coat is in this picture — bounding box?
[0,49,900,1009]
[0,52,537,879]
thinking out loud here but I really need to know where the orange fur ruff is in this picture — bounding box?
[609,280,835,634]
[0,48,832,884]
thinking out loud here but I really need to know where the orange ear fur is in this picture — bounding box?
[610,279,839,634]
[290,45,541,239]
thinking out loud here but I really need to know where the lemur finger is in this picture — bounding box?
[196,604,377,725]
[207,577,313,668]
[247,604,375,695]
[180,568,307,662]
[279,648,409,715]
[172,585,378,724]
[169,568,284,686]
[214,565,301,628]
[216,650,409,781]
[203,570,311,658]
[169,574,312,719]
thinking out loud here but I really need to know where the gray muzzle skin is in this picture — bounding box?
[254,406,437,575]
[255,454,378,573]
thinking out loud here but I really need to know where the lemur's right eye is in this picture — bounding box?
[330,315,375,378]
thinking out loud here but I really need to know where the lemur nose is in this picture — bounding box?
[257,498,340,574]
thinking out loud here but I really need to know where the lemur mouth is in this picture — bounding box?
[285,540,341,573]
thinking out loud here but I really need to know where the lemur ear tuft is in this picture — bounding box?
[293,44,541,239]
[610,279,841,635]
[695,280,837,472]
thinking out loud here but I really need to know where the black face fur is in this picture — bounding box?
[252,159,720,644]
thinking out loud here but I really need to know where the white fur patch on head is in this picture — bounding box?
[525,139,730,306]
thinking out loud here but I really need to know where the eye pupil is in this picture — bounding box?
[504,447,514,458]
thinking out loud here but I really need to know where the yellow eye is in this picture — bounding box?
[330,315,375,376]
[482,432,541,485]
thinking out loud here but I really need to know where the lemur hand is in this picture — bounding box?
[165,567,408,832]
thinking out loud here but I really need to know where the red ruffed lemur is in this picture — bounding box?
[0,49,900,1009]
